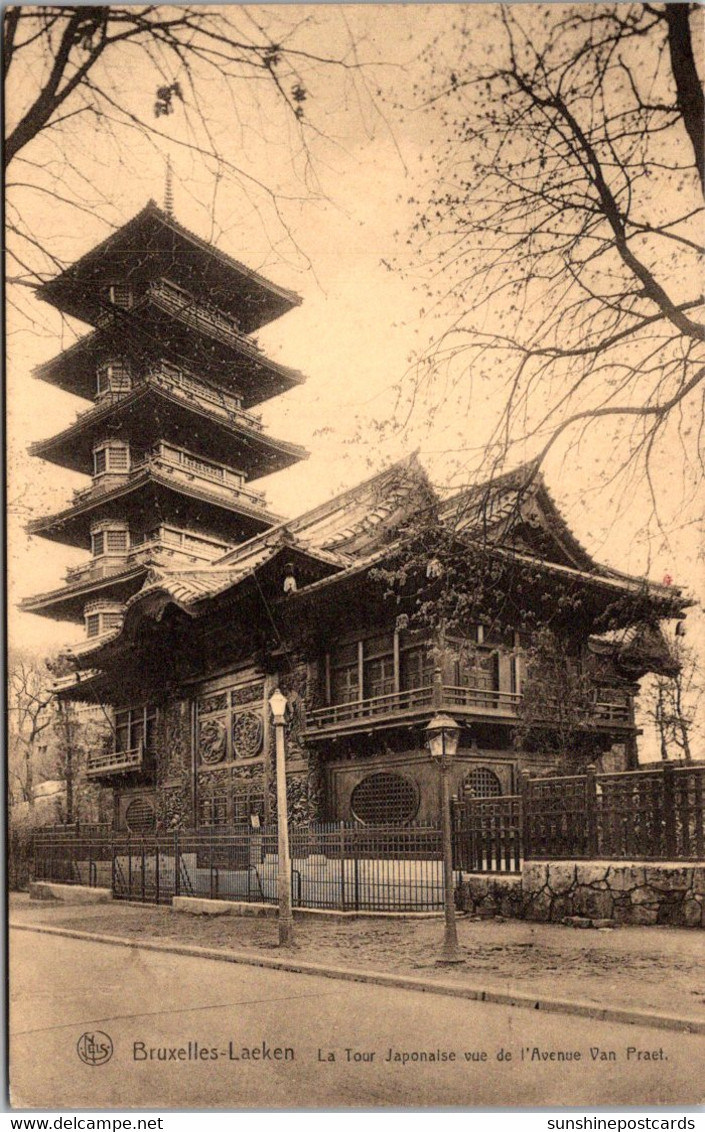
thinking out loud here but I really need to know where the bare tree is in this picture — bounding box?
[645,636,702,760]
[8,657,55,806]
[512,626,602,769]
[397,3,704,524]
[5,5,383,294]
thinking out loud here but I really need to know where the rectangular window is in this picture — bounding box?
[110,363,131,391]
[482,623,515,649]
[330,640,359,704]
[85,614,100,638]
[109,447,129,471]
[454,649,498,691]
[105,530,128,554]
[363,633,394,699]
[94,449,107,475]
[114,706,157,754]
[331,663,359,704]
[96,361,131,395]
[365,654,395,699]
[199,795,229,827]
[329,633,398,703]
[102,612,123,631]
[109,283,133,309]
[400,645,433,691]
[91,532,105,557]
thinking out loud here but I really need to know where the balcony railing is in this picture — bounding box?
[70,442,268,511]
[593,696,632,724]
[145,364,264,431]
[64,528,233,585]
[86,744,142,778]
[68,367,264,432]
[146,278,262,355]
[308,686,435,729]
[306,684,630,734]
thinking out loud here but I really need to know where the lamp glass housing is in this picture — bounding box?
[269,688,288,722]
[425,712,461,759]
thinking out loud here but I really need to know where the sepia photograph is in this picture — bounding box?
[5,1,705,1112]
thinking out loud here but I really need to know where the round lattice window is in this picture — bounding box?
[351,772,419,825]
[463,767,502,799]
[124,796,156,834]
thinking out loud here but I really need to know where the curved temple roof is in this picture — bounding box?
[62,454,689,675]
[36,200,302,334]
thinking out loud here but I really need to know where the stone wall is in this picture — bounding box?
[457,862,705,928]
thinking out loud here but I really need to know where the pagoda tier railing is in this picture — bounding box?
[66,367,265,433]
[145,278,264,356]
[144,364,264,431]
[306,684,630,734]
[85,743,142,778]
[64,527,233,585]
[71,441,268,511]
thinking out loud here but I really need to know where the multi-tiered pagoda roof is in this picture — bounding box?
[22,200,308,632]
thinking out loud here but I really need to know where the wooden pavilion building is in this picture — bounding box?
[23,203,687,834]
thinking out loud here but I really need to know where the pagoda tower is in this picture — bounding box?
[22,200,308,642]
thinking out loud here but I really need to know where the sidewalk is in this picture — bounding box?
[10,892,705,1024]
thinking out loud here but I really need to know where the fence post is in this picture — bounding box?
[518,771,530,862]
[174,829,181,898]
[585,764,599,857]
[339,822,346,911]
[663,762,677,858]
[450,794,461,872]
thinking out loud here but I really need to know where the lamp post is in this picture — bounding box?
[269,688,294,948]
[425,711,464,964]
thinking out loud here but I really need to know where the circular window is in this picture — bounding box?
[125,797,156,835]
[351,772,419,825]
[462,767,502,799]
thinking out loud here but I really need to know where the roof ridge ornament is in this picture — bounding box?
[165,156,174,218]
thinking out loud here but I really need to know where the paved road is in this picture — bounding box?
[10,928,704,1109]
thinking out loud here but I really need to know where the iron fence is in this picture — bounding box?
[31,822,447,912]
[28,763,705,909]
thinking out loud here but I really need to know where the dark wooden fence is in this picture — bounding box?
[452,795,523,873]
[453,762,705,872]
[524,763,704,861]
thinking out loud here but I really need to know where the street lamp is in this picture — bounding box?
[269,688,294,948]
[425,711,464,964]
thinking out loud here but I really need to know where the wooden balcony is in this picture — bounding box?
[86,744,142,778]
[71,442,268,511]
[145,365,264,432]
[304,684,631,739]
[146,278,260,355]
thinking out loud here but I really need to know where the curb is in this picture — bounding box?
[10,920,705,1036]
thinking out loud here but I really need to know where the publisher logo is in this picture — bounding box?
[77,1031,113,1066]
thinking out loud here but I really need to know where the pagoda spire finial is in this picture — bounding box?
[164,156,174,218]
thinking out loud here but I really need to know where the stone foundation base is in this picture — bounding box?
[173,897,275,917]
[457,863,705,927]
[29,882,112,904]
